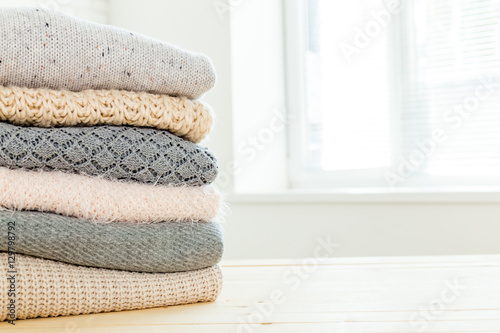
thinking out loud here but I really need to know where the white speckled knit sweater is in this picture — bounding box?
[0,8,216,98]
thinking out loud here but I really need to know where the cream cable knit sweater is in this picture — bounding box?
[0,168,223,223]
[0,85,213,143]
[0,253,222,321]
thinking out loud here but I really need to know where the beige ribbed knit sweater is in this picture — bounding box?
[0,253,222,321]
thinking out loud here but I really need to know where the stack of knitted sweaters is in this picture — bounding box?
[0,8,223,322]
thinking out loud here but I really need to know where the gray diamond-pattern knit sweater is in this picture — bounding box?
[0,8,216,98]
[0,122,218,186]
[0,211,224,273]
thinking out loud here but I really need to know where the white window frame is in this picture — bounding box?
[283,0,500,191]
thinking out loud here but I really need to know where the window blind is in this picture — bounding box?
[403,0,500,177]
[297,0,500,188]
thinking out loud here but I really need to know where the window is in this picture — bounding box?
[285,0,500,190]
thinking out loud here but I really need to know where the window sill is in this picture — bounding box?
[228,188,500,204]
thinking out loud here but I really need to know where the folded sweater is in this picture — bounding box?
[0,85,214,143]
[0,122,217,186]
[0,211,223,273]
[0,253,222,321]
[0,8,216,99]
[0,168,222,223]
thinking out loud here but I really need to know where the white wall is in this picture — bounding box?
[0,0,109,23]
[4,0,497,259]
[105,0,500,260]
[230,0,288,193]
[226,200,500,259]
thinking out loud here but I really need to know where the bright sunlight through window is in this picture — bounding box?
[287,0,500,189]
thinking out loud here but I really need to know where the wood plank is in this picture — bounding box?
[1,255,499,332]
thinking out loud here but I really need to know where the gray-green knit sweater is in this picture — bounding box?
[0,211,224,273]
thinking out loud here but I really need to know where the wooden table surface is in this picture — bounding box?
[1,255,500,332]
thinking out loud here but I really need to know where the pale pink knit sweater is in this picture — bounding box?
[0,168,223,223]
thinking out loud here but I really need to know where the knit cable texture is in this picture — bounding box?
[0,8,216,99]
[0,85,214,143]
[0,253,223,321]
[0,122,218,186]
[0,210,224,273]
[0,168,223,223]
